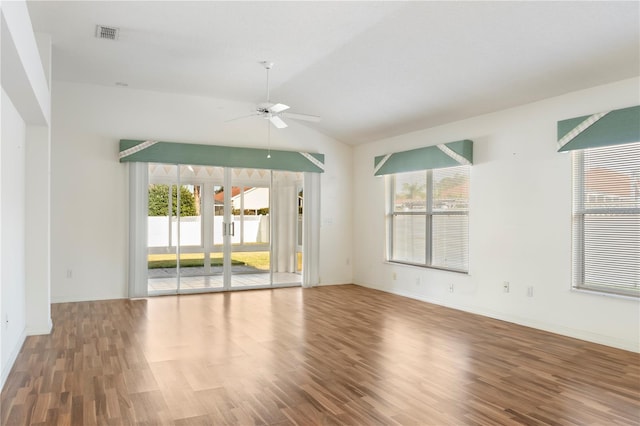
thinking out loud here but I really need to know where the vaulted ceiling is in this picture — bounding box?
[27,1,640,145]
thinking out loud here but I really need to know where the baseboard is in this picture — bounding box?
[316,282,350,287]
[51,294,128,304]
[0,328,27,392]
[356,282,639,353]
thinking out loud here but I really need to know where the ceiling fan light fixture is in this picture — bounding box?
[225,61,321,131]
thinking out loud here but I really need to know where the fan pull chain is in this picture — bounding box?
[267,120,271,159]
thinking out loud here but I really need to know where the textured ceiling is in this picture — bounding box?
[27,1,640,145]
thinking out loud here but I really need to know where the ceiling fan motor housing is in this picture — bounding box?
[226,62,320,128]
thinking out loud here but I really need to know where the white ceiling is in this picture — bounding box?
[27,1,640,145]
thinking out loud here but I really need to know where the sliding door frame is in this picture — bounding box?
[137,163,304,296]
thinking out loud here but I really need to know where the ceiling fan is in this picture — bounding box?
[227,61,321,129]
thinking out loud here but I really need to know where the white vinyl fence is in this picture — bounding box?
[148,215,269,247]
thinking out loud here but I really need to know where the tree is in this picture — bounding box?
[148,184,197,216]
[401,182,426,200]
[399,181,426,210]
[434,173,468,199]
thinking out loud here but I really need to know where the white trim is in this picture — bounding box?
[557,111,610,149]
[299,152,325,172]
[437,144,471,165]
[119,140,157,159]
[571,286,639,301]
[374,154,392,175]
[51,295,128,303]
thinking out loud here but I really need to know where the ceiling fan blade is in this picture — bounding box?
[269,115,288,129]
[269,103,290,113]
[282,112,321,122]
[225,112,260,123]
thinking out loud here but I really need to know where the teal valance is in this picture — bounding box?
[374,140,473,176]
[119,140,325,173]
[557,105,640,152]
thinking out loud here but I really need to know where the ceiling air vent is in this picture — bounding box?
[95,25,119,40]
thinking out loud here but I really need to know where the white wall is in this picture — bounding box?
[1,89,27,384]
[0,1,50,126]
[353,77,640,352]
[0,0,52,390]
[50,81,353,302]
[25,123,51,334]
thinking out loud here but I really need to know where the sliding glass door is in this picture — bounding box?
[146,163,302,295]
[146,164,224,293]
[146,164,179,293]
[229,168,272,288]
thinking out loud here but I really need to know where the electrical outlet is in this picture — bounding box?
[527,286,534,297]
[66,269,73,279]
[449,283,454,293]
[392,272,397,281]
[503,281,510,293]
[415,277,421,286]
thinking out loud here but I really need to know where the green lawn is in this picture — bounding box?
[233,252,270,270]
[148,252,268,270]
[148,251,301,270]
[148,258,244,269]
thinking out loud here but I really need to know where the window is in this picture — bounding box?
[388,165,469,272]
[572,141,640,297]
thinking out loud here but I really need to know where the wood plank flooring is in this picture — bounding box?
[1,285,639,425]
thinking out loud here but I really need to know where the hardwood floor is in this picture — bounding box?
[1,285,639,425]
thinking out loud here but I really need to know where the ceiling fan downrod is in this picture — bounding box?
[261,61,274,105]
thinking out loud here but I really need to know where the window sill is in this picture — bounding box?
[571,286,639,300]
[385,260,468,275]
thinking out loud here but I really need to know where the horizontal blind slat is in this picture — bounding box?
[389,166,469,272]
[572,141,640,297]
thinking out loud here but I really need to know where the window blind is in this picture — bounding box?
[572,142,640,297]
[431,166,470,271]
[389,165,469,273]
